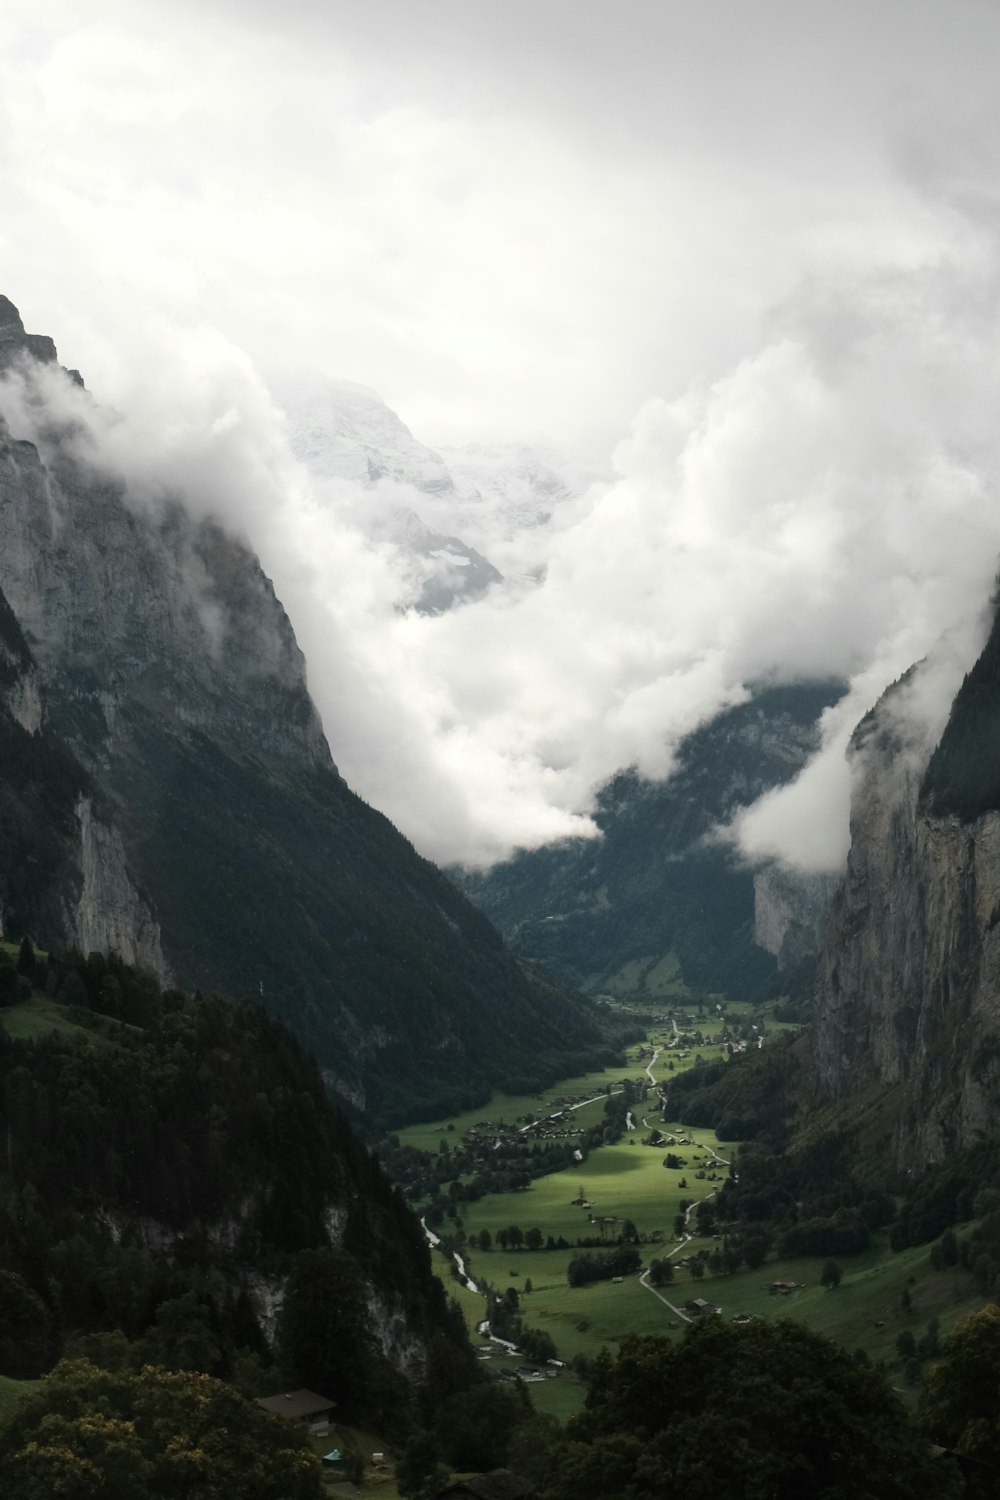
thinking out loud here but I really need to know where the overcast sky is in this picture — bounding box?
[4,1,1000,872]
[3,0,991,448]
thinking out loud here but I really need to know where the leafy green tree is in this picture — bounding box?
[277,1249,380,1419]
[536,1322,959,1500]
[648,1257,674,1287]
[0,1359,321,1499]
[743,1232,768,1270]
[896,1330,917,1361]
[137,1291,222,1374]
[820,1258,843,1289]
[0,961,18,1007]
[435,1383,531,1472]
[918,1316,941,1360]
[16,937,35,979]
[396,1430,447,1500]
[923,1304,1000,1490]
[0,1268,51,1377]
[689,1258,705,1280]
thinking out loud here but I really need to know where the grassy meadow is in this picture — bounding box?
[399,996,989,1418]
[0,994,93,1041]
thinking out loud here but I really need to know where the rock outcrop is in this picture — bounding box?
[0,578,163,966]
[0,295,58,372]
[753,865,841,971]
[812,626,1000,1165]
[0,297,604,1120]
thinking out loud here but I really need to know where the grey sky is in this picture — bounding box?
[3,1,1000,872]
[3,0,991,446]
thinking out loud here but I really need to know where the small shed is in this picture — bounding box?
[683,1298,718,1318]
[256,1388,337,1432]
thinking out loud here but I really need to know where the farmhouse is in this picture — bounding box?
[256,1388,337,1432]
[682,1297,720,1318]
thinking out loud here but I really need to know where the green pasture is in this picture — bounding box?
[395,1013,770,1157]
[458,1125,727,1253]
[0,941,48,962]
[0,995,92,1041]
[0,1374,39,1422]
[588,952,695,1000]
[425,1079,987,1386]
[397,1056,667,1155]
[454,1209,989,1378]
[524,1373,588,1422]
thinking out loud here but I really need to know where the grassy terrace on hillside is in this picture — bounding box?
[0,1376,39,1424]
[0,993,94,1040]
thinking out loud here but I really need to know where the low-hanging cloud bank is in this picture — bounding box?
[5,188,1000,877]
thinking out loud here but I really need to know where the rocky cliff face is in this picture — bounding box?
[812,637,1000,1165]
[753,865,841,971]
[0,297,604,1120]
[75,794,163,971]
[0,577,162,966]
[458,681,845,1003]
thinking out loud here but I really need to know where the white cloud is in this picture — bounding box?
[2,0,1000,874]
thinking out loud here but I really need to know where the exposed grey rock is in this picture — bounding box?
[753,864,840,970]
[0,296,603,1120]
[0,546,164,969]
[392,506,502,613]
[75,794,163,972]
[812,660,1000,1164]
[0,295,58,371]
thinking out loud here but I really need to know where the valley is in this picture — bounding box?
[388,997,989,1422]
[1,289,1000,1495]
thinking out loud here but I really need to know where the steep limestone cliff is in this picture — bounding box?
[813,631,1000,1165]
[75,794,163,971]
[0,297,605,1120]
[0,580,162,965]
[753,865,841,971]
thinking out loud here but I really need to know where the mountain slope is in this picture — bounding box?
[456,682,845,1004]
[813,611,1000,1164]
[0,577,161,967]
[0,297,607,1123]
[0,954,478,1426]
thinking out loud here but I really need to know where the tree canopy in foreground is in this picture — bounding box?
[0,1359,321,1500]
[535,1319,958,1500]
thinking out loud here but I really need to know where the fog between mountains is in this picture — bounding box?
[3,216,999,879]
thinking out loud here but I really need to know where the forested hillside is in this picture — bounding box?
[457,682,844,1004]
[0,951,476,1420]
